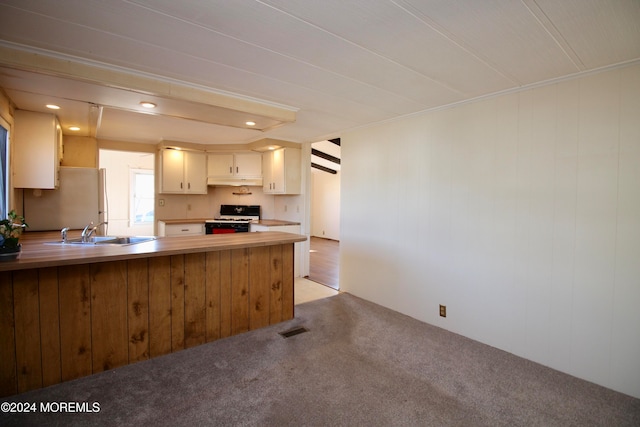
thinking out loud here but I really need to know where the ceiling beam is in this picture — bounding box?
[311,148,341,165]
[311,162,337,174]
[329,138,341,146]
[0,43,297,123]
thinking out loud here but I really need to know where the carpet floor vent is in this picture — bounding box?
[279,327,309,338]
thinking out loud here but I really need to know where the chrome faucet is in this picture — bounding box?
[81,222,95,242]
[81,222,107,242]
[61,227,70,243]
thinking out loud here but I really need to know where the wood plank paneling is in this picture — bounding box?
[220,250,232,338]
[2,243,297,397]
[128,259,150,362]
[249,246,271,330]
[184,252,206,348]
[282,244,294,320]
[91,261,128,372]
[205,251,221,342]
[148,256,171,357]
[13,270,42,393]
[170,255,185,352]
[38,267,61,387]
[231,248,250,335]
[269,245,283,323]
[0,274,16,397]
[59,265,92,381]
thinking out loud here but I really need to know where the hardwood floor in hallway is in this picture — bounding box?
[308,236,339,290]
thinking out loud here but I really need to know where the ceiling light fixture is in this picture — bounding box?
[245,121,256,126]
[46,104,60,110]
[140,101,156,108]
[69,126,80,131]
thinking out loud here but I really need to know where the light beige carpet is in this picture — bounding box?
[2,293,638,426]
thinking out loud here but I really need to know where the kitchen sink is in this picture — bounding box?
[46,236,156,246]
[97,236,156,245]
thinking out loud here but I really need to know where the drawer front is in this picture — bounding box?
[165,223,204,236]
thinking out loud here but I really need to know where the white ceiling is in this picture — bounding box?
[0,0,639,146]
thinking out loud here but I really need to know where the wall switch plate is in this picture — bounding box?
[439,305,446,317]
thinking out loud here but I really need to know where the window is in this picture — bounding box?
[0,121,8,219]
[131,169,154,225]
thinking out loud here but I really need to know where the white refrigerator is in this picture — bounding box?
[23,167,107,232]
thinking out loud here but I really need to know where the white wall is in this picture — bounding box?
[311,168,340,240]
[341,64,640,399]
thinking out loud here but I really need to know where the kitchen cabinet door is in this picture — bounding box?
[208,153,261,178]
[158,222,205,237]
[160,149,184,193]
[263,148,301,194]
[207,154,234,177]
[160,149,206,194]
[234,153,262,177]
[13,110,63,189]
[184,151,207,194]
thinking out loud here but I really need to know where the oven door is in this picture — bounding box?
[211,228,236,234]
[205,222,249,234]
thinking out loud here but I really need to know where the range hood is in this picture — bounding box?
[207,177,263,187]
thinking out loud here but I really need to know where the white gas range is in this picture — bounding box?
[205,205,260,234]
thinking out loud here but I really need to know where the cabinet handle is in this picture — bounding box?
[229,167,232,173]
[181,229,189,232]
[188,182,191,189]
[180,182,183,189]
[236,166,239,173]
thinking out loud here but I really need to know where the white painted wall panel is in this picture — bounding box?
[547,78,580,373]
[341,64,640,398]
[610,65,640,396]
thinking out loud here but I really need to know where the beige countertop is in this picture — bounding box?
[253,219,301,226]
[1,230,306,272]
[157,218,211,224]
[159,218,301,226]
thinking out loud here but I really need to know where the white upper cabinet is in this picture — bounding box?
[234,153,262,177]
[159,148,207,194]
[13,110,63,189]
[207,153,235,177]
[207,152,262,185]
[263,147,301,195]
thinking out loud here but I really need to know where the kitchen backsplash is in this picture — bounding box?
[155,185,303,221]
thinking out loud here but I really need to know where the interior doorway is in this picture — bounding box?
[308,138,341,290]
[98,149,155,236]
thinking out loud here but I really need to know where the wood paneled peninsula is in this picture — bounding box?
[0,231,306,397]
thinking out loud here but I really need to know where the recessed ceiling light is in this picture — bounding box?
[140,102,156,108]
[69,126,80,131]
[245,121,256,126]
[46,104,60,110]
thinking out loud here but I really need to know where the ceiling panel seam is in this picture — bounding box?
[124,0,465,103]
[521,0,585,71]
[391,0,523,86]
[253,0,468,97]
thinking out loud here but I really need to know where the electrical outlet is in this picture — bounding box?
[439,305,446,318]
[187,204,192,211]
[284,205,288,212]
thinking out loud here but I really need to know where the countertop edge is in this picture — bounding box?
[0,231,307,272]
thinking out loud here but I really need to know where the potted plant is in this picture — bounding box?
[0,210,28,260]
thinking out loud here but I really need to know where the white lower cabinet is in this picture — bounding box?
[158,221,205,237]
